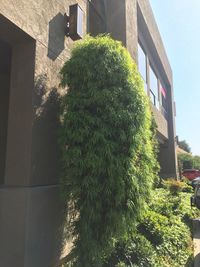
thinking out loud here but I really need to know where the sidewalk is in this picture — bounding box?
[193,219,200,267]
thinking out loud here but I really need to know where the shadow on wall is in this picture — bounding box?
[194,253,200,267]
[48,13,66,61]
[89,0,107,35]
[32,74,73,265]
[32,74,61,185]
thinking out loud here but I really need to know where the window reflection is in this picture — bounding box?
[138,42,168,116]
[160,84,168,118]
[150,65,159,109]
[138,43,146,82]
[138,43,148,93]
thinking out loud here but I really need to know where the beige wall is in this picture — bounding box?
[0,1,87,266]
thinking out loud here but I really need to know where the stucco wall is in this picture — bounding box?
[0,1,87,266]
[152,105,168,140]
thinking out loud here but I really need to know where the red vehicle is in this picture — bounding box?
[182,169,200,180]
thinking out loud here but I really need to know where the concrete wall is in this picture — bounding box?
[0,41,11,185]
[0,0,87,266]
[152,105,168,139]
[89,0,138,60]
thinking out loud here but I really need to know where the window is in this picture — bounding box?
[160,84,168,118]
[138,43,147,93]
[149,65,159,109]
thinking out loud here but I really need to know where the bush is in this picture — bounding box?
[163,179,187,195]
[150,187,198,228]
[138,211,168,245]
[141,212,191,267]
[104,233,158,267]
[105,186,198,267]
[144,187,198,266]
[59,36,158,266]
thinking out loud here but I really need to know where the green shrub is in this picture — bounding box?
[146,188,198,266]
[138,211,168,245]
[150,188,199,228]
[155,217,191,267]
[116,263,127,267]
[59,36,158,266]
[162,179,188,195]
[138,204,192,266]
[104,233,158,267]
[149,188,180,217]
[105,187,197,267]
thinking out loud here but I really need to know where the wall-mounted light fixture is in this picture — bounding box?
[66,4,84,40]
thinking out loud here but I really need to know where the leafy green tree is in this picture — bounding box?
[178,153,200,171]
[193,156,200,170]
[178,140,191,153]
[178,153,193,170]
[59,36,158,267]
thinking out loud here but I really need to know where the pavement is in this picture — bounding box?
[193,219,200,267]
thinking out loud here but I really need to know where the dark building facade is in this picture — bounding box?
[0,0,177,266]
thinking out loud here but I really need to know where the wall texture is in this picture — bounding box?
[0,41,11,185]
[0,1,87,266]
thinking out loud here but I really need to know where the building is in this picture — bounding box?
[89,0,178,179]
[0,0,177,266]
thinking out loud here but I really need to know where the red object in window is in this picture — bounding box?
[182,169,200,180]
[160,86,166,98]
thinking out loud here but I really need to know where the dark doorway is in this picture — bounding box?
[0,39,11,185]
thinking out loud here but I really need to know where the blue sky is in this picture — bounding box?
[150,0,200,155]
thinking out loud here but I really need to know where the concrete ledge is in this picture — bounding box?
[152,105,168,140]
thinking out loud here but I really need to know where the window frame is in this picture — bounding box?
[138,42,148,93]
[149,64,159,109]
[138,43,147,81]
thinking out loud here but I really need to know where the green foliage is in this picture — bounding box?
[105,183,199,267]
[139,211,191,267]
[178,153,193,170]
[178,153,200,172]
[59,36,158,266]
[162,179,192,195]
[193,155,200,169]
[150,117,160,187]
[139,210,168,245]
[104,233,158,267]
[178,140,191,153]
